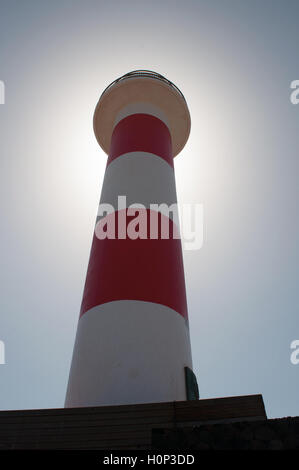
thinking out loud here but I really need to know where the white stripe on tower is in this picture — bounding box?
[65,72,195,407]
[98,152,178,220]
[66,302,192,406]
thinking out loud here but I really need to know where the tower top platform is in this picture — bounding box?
[93,70,191,157]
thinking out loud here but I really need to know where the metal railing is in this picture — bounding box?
[100,70,187,103]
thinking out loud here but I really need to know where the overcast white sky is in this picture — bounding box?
[0,0,298,419]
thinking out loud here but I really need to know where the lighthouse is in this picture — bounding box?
[65,70,198,407]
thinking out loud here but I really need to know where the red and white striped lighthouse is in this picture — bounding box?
[65,70,198,407]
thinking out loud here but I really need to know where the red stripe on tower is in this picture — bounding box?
[108,113,173,167]
[80,210,187,319]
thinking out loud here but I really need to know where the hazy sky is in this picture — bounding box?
[0,0,298,419]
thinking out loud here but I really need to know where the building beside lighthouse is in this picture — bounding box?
[65,70,199,407]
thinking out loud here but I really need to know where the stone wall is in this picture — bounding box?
[152,417,299,450]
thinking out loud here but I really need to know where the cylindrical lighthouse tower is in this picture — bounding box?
[65,70,198,407]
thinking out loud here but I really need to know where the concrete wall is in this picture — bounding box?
[152,417,299,450]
